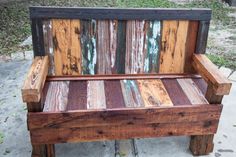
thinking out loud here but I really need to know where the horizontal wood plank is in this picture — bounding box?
[193,54,232,95]
[30,119,219,144]
[28,104,222,130]
[30,7,212,21]
[22,56,49,102]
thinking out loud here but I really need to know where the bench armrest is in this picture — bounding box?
[192,54,232,95]
[21,56,49,103]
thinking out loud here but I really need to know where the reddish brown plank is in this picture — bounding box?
[104,80,125,109]
[66,81,87,110]
[162,79,191,106]
[30,120,219,144]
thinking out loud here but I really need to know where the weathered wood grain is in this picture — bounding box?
[104,80,125,109]
[177,79,208,105]
[193,54,232,95]
[22,56,49,102]
[87,81,106,109]
[184,21,199,73]
[162,79,191,106]
[145,21,161,73]
[193,78,208,95]
[159,20,189,73]
[66,81,87,110]
[137,79,172,107]
[43,81,70,112]
[80,20,97,74]
[52,19,82,75]
[28,104,222,130]
[120,80,144,107]
[47,73,201,81]
[30,119,219,144]
[43,20,55,75]
[195,21,210,54]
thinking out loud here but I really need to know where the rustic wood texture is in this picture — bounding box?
[66,81,87,110]
[43,81,70,112]
[22,56,49,103]
[159,20,189,73]
[125,20,160,73]
[52,19,82,75]
[80,20,97,74]
[190,134,214,155]
[28,104,222,130]
[46,73,201,81]
[46,144,55,157]
[177,79,208,105]
[87,81,106,109]
[43,20,55,75]
[193,54,232,95]
[184,21,199,73]
[30,119,219,144]
[195,21,210,54]
[120,80,144,107]
[162,79,191,106]
[104,80,125,109]
[137,79,173,107]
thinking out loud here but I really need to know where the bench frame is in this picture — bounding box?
[21,7,232,157]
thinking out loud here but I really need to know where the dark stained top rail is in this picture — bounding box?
[29,6,212,20]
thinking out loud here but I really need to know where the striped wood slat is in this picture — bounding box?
[177,79,208,105]
[120,80,144,107]
[159,20,189,73]
[87,81,106,109]
[137,79,173,107]
[52,19,82,75]
[43,81,70,112]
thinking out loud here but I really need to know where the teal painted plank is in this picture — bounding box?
[120,80,144,107]
[81,20,97,74]
[144,20,161,73]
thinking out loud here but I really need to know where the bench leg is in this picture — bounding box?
[31,144,55,157]
[32,144,46,157]
[189,134,214,155]
[46,144,55,157]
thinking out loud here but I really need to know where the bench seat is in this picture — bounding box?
[27,75,222,145]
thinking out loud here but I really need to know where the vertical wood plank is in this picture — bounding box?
[43,20,54,75]
[43,81,70,112]
[137,79,173,107]
[195,21,210,54]
[104,80,125,109]
[66,81,87,110]
[120,80,144,107]
[87,81,106,109]
[184,21,199,73]
[177,79,208,105]
[80,20,97,74]
[145,21,161,73]
[52,19,82,75]
[115,21,126,74]
[125,20,146,73]
[159,20,189,73]
[32,18,45,56]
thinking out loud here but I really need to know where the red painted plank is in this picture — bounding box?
[162,79,191,106]
[104,80,125,109]
[66,81,87,110]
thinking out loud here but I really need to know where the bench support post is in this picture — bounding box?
[27,102,55,157]
[189,83,223,155]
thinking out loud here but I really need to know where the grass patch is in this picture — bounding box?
[207,53,236,70]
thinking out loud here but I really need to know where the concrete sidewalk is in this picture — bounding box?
[0,56,235,157]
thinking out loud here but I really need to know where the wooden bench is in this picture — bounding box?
[21,7,232,157]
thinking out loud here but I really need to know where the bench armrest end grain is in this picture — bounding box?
[21,56,49,103]
[193,54,232,95]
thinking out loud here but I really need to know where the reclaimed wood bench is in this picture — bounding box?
[21,7,232,157]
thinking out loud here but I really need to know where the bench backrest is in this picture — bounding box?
[30,7,211,75]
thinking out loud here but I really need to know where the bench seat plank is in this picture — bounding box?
[41,77,208,112]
